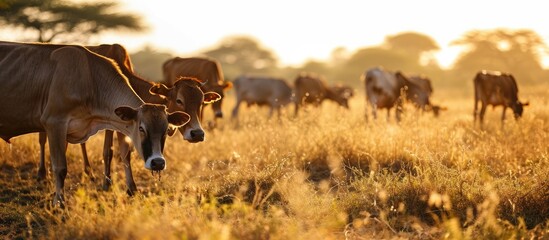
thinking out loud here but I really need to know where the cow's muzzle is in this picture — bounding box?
[190,129,205,142]
[146,157,166,171]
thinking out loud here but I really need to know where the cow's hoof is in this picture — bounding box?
[102,179,112,191]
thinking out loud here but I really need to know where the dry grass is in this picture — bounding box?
[1,85,548,239]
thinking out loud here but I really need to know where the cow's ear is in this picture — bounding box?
[168,111,190,127]
[167,126,177,137]
[343,89,354,99]
[223,81,233,90]
[149,84,171,98]
[115,106,138,121]
[204,92,222,104]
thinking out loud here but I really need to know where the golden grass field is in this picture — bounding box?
[1,84,548,239]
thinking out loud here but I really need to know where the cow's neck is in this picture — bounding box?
[126,74,166,104]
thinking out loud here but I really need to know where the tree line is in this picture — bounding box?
[2,0,547,93]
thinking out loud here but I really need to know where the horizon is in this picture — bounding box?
[98,0,549,69]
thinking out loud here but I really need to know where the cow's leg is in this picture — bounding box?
[364,101,368,122]
[45,122,69,207]
[479,103,487,127]
[116,131,137,195]
[395,100,403,122]
[294,101,300,117]
[102,130,114,191]
[501,107,507,123]
[372,104,378,120]
[276,105,283,119]
[37,132,48,181]
[231,99,242,120]
[268,105,274,118]
[80,143,95,181]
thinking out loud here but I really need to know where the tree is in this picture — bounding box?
[332,47,416,88]
[385,32,440,66]
[0,0,145,43]
[129,46,173,82]
[201,35,279,79]
[452,29,547,84]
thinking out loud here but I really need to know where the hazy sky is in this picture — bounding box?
[26,0,549,68]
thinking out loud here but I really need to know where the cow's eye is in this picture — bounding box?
[176,99,184,105]
[139,126,145,133]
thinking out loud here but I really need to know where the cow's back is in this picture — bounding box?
[294,75,327,104]
[234,76,292,106]
[408,75,433,96]
[162,57,223,87]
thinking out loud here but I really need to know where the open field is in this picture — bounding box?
[1,84,548,239]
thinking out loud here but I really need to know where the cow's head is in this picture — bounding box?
[428,104,448,117]
[328,85,354,108]
[115,104,189,171]
[150,77,221,143]
[203,80,232,118]
[512,101,530,119]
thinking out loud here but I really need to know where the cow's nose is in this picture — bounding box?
[215,112,223,118]
[190,129,205,141]
[150,158,166,171]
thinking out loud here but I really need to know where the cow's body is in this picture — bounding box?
[406,75,444,117]
[36,44,219,194]
[364,67,443,121]
[473,70,528,125]
[231,75,293,119]
[294,74,353,115]
[408,75,433,96]
[363,67,407,121]
[162,57,231,122]
[0,41,188,205]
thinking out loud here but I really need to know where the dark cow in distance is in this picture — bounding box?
[363,67,443,121]
[0,41,189,206]
[406,75,446,117]
[162,57,232,123]
[408,75,433,96]
[473,70,529,125]
[37,44,221,194]
[294,73,354,116]
[231,75,293,120]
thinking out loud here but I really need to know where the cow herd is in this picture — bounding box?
[0,41,529,207]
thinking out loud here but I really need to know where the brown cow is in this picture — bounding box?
[363,67,441,121]
[162,57,232,123]
[231,75,293,119]
[0,41,189,206]
[37,44,221,194]
[473,70,529,125]
[294,73,354,115]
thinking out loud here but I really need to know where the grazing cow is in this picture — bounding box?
[406,75,446,117]
[408,75,433,96]
[162,57,232,122]
[231,75,293,119]
[363,67,442,121]
[473,70,529,125]
[36,44,221,194]
[294,73,354,115]
[0,41,189,206]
